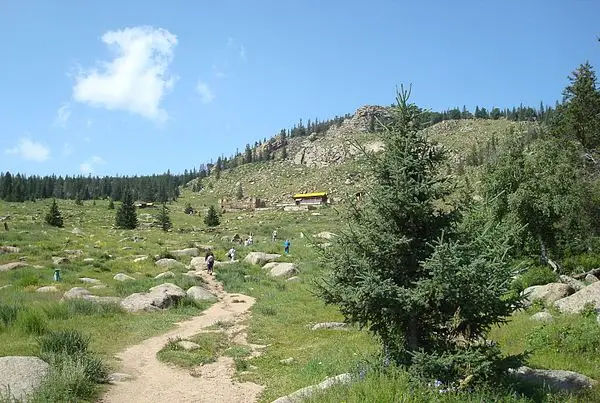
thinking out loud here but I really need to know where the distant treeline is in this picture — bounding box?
[0,102,556,203]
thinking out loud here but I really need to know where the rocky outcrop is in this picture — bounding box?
[522,283,574,307]
[511,366,596,391]
[155,258,184,270]
[114,273,135,281]
[0,246,20,254]
[0,356,49,401]
[244,252,281,266]
[0,262,28,272]
[559,275,585,292]
[312,322,347,331]
[554,282,600,314]
[271,373,352,403]
[121,283,185,313]
[263,262,297,278]
[186,286,217,301]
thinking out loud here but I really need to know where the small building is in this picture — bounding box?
[292,192,328,206]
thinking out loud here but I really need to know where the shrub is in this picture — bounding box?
[17,309,48,335]
[562,253,600,274]
[0,303,21,329]
[39,330,90,356]
[527,314,600,356]
[518,265,558,289]
[66,299,122,316]
[204,205,220,227]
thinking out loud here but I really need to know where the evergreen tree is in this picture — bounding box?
[235,182,244,200]
[155,203,172,232]
[281,147,288,160]
[204,205,220,227]
[317,88,522,381]
[115,190,138,229]
[108,198,115,210]
[184,202,194,214]
[45,199,64,228]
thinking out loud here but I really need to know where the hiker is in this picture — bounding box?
[246,235,253,246]
[272,230,277,242]
[205,252,215,275]
[284,239,291,254]
[227,247,236,262]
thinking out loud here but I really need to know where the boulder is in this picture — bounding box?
[79,277,101,284]
[120,283,185,313]
[312,322,347,331]
[176,340,200,351]
[554,282,600,314]
[314,231,337,240]
[530,311,553,322]
[585,273,599,283]
[155,258,184,270]
[522,283,574,307]
[0,246,20,254]
[189,256,206,270]
[244,252,281,266]
[154,271,175,280]
[263,262,298,278]
[271,373,352,403]
[71,227,84,235]
[0,262,28,272]
[184,270,203,278]
[169,248,200,257]
[186,286,217,301]
[286,276,301,283]
[64,249,83,257]
[559,275,585,292]
[511,366,596,391]
[36,286,59,293]
[0,356,49,401]
[114,273,135,281]
[62,287,92,300]
[194,244,214,252]
[83,295,122,304]
[83,258,95,262]
[133,256,149,263]
[52,256,69,265]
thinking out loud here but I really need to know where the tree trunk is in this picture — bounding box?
[539,236,548,266]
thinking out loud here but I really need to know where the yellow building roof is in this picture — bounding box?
[292,192,328,199]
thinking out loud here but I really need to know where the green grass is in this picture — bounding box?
[157,332,230,368]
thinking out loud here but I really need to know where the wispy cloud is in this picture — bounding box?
[72,26,178,122]
[196,80,215,104]
[239,45,247,62]
[5,138,50,162]
[212,64,226,79]
[62,142,74,157]
[53,103,72,128]
[79,155,105,174]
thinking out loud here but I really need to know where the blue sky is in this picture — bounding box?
[1,0,599,177]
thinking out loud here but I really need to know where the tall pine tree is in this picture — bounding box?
[45,199,64,228]
[115,190,138,229]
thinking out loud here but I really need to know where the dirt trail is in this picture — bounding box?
[100,271,264,403]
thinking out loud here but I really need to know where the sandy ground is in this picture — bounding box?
[99,271,264,403]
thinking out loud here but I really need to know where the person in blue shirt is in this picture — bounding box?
[284,239,290,254]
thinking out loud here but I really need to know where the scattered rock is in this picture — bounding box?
[585,273,599,283]
[271,373,352,403]
[0,246,20,254]
[189,256,206,270]
[107,372,134,384]
[263,262,298,278]
[314,231,336,240]
[36,286,59,293]
[0,356,50,401]
[83,258,95,262]
[554,282,600,314]
[91,284,107,289]
[71,227,84,235]
[0,284,12,290]
[522,283,574,307]
[79,277,102,284]
[286,276,301,283]
[215,260,238,267]
[194,244,214,252]
[280,357,295,365]
[154,271,175,280]
[530,311,553,322]
[114,273,136,281]
[186,286,217,301]
[0,261,28,272]
[169,248,200,257]
[64,249,83,257]
[184,270,203,278]
[244,252,281,266]
[52,256,69,265]
[62,287,91,300]
[121,246,133,250]
[155,258,184,270]
[511,366,596,391]
[133,256,149,263]
[312,322,347,331]
[559,275,585,292]
[176,340,200,351]
[120,283,185,312]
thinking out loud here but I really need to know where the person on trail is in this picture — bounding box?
[272,230,277,242]
[205,252,215,275]
[284,239,290,254]
[227,247,236,262]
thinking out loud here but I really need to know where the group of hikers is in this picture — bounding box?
[203,230,291,275]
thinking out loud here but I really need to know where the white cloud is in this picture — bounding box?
[53,103,72,128]
[79,155,105,174]
[62,142,73,157]
[72,26,177,122]
[239,45,246,62]
[5,138,50,162]
[196,80,215,104]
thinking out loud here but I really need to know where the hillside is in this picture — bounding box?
[196,107,540,207]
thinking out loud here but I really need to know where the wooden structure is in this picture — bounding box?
[219,197,266,212]
[292,192,328,206]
